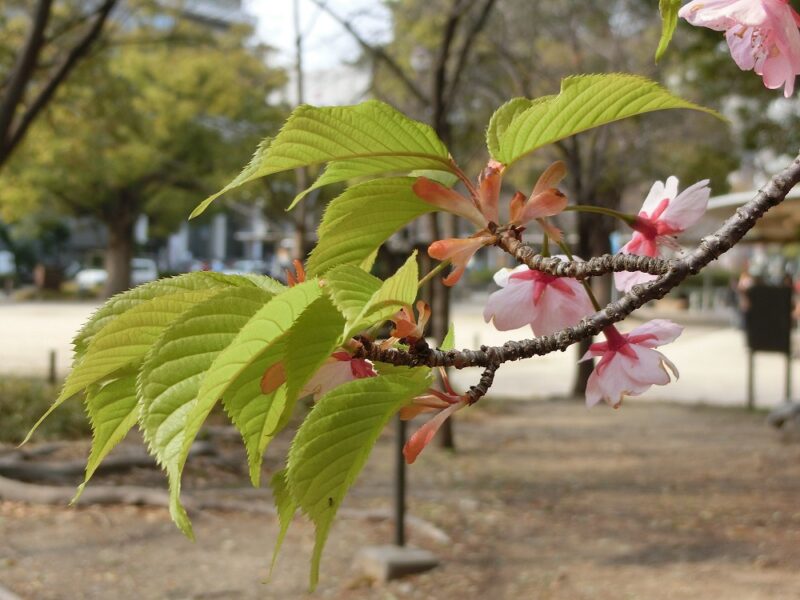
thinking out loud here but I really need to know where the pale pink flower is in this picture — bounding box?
[260,351,376,400]
[580,320,682,408]
[614,177,710,292]
[679,0,800,97]
[483,260,594,336]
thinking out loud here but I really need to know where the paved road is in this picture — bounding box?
[0,299,794,409]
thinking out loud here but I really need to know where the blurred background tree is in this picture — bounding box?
[0,5,287,296]
[0,0,118,170]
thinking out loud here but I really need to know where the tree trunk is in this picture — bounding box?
[103,215,134,297]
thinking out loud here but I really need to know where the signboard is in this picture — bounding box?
[744,285,792,354]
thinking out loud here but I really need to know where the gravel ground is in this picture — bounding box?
[1,399,800,599]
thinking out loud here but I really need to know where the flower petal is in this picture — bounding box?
[532,161,567,196]
[529,278,594,336]
[614,269,658,293]
[483,278,535,331]
[660,179,711,230]
[403,400,465,464]
[515,189,568,225]
[413,177,487,227]
[478,160,504,223]
[626,319,683,347]
[429,235,493,287]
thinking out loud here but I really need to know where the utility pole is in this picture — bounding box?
[293,0,309,261]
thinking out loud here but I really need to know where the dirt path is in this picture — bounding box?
[1,400,800,599]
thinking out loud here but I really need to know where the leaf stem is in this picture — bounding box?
[418,260,451,289]
[564,204,637,227]
[450,159,481,206]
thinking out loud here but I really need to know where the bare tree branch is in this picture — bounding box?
[308,0,430,106]
[444,0,497,107]
[431,0,465,137]
[0,0,117,167]
[0,0,54,142]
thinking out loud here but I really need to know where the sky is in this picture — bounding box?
[245,0,391,71]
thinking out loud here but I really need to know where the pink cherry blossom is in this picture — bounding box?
[483,260,595,336]
[614,177,710,292]
[679,0,800,97]
[260,351,377,400]
[580,319,682,408]
[301,351,377,400]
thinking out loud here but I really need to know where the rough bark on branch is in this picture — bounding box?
[358,152,800,374]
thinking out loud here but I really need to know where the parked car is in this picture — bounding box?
[75,258,159,292]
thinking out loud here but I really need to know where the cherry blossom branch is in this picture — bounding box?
[495,235,674,279]
[359,152,800,379]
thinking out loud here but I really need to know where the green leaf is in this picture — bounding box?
[656,0,682,63]
[491,74,722,165]
[307,178,434,276]
[441,322,456,351]
[269,469,297,577]
[486,97,537,159]
[344,252,418,339]
[26,287,227,444]
[192,101,453,217]
[324,265,382,324]
[137,286,276,536]
[221,341,287,487]
[228,296,348,488]
[289,156,455,210]
[408,168,459,188]
[284,295,346,408]
[73,272,244,359]
[166,281,323,534]
[66,290,220,397]
[74,372,139,501]
[236,273,287,295]
[286,372,431,589]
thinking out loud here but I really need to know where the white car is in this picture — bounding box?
[75,258,159,291]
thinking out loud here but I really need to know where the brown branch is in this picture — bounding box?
[466,362,499,404]
[432,0,465,136]
[496,235,673,279]
[358,152,800,372]
[0,0,54,143]
[0,0,117,166]
[444,0,497,106]
[308,0,430,106]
